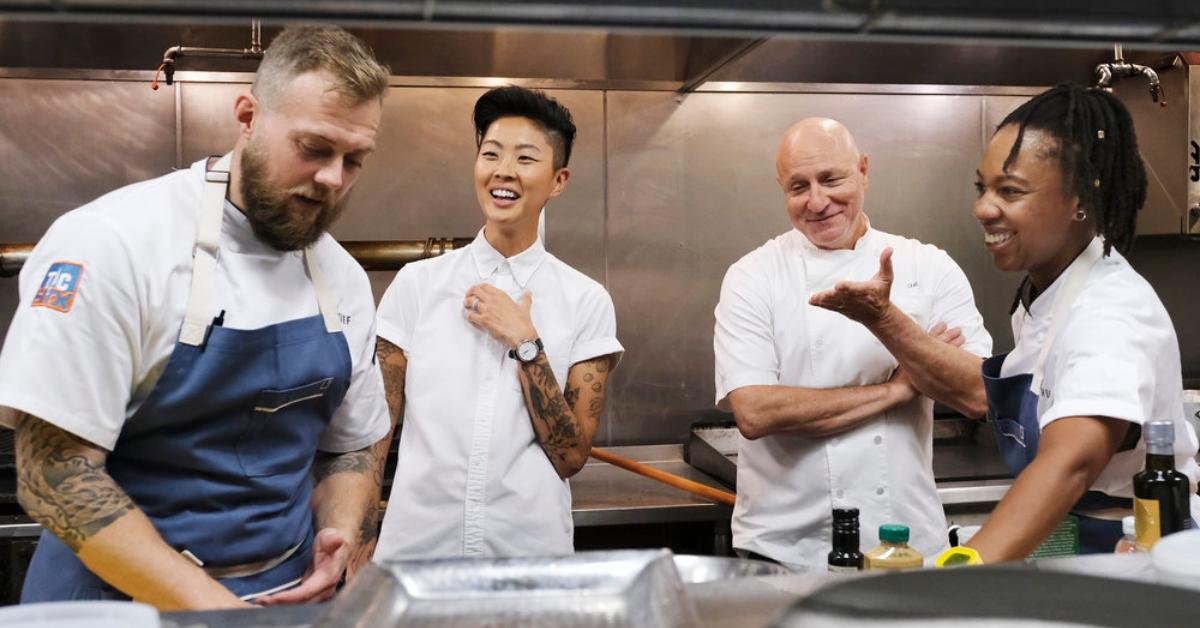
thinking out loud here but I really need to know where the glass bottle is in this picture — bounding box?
[865,524,923,570]
[1133,420,1192,549]
[1113,516,1142,553]
[827,507,864,573]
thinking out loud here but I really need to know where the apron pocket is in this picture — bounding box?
[254,378,334,413]
[238,377,334,477]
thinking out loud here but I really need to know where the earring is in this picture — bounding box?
[1075,207,1088,222]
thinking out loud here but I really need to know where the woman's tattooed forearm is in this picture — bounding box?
[14,413,135,552]
[521,357,581,467]
[519,355,613,478]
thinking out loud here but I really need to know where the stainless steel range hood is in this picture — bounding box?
[3,1,1200,50]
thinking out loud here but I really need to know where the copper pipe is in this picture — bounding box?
[0,244,30,278]
[0,239,473,278]
[589,447,737,507]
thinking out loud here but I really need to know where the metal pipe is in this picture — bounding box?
[0,243,29,278]
[0,238,473,278]
[1094,42,1166,107]
[153,19,265,89]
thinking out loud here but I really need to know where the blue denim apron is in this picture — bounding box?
[21,154,351,602]
[981,242,1128,554]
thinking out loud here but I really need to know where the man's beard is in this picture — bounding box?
[238,141,348,251]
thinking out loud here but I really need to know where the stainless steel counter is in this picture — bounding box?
[570,443,1012,527]
[157,554,1176,628]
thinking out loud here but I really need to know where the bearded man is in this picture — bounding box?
[0,25,391,609]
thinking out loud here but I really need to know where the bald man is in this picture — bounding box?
[713,118,992,570]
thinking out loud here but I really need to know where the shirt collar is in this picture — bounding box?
[793,215,875,255]
[1015,236,1105,316]
[469,227,547,289]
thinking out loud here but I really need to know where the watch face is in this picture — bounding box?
[517,340,540,362]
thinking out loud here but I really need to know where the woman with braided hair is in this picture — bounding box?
[963,83,1200,561]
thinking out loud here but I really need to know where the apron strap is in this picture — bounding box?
[1029,238,1104,394]
[180,154,232,347]
[303,245,341,333]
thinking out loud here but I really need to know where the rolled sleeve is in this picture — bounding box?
[570,286,623,368]
[714,262,780,409]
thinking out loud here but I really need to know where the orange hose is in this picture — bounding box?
[151,63,167,91]
[589,447,736,507]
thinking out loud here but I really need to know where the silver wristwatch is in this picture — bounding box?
[508,338,544,363]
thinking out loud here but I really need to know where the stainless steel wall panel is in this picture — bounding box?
[178,81,243,166]
[604,91,1021,444]
[1113,68,1189,235]
[178,82,606,301]
[0,78,174,341]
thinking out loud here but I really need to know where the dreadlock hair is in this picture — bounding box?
[998,83,1147,256]
[473,86,576,170]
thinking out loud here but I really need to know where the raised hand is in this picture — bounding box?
[809,247,895,327]
[464,284,538,348]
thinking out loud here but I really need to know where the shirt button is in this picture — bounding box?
[876,487,885,495]
[874,435,883,445]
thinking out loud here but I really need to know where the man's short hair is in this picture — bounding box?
[252,25,389,108]
[473,86,577,170]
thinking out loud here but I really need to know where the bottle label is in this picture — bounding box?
[827,564,859,573]
[1135,497,1162,549]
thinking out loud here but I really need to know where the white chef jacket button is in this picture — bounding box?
[876,487,885,495]
[836,489,845,498]
[874,435,883,445]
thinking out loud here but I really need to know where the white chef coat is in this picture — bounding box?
[0,158,389,454]
[374,229,623,559]
[1000,237,1200,511]
[714,225,992,570]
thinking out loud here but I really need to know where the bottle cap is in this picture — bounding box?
[832,507,859,519]
[1145,420,1176,452]
[879,524,910,543]
[1122,515,1135,536]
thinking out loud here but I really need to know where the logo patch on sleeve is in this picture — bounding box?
[32,261,84,313]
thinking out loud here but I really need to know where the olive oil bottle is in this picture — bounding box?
[827,507,864,572]
[1133,420,1192,549]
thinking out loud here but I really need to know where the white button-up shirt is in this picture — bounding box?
[714,226,992,570]
[374,230,623,559]
[1001,237,1200,508]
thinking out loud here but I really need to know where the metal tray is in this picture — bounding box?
[685,423,739,490]
[315,549,700,628]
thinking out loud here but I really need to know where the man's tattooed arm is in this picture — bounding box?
[311,445,382,584]
[336,337,406,579]
[15,412,134,551]
[14,412,246,609]
[518,353,616,479]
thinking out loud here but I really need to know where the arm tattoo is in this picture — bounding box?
[376,338,407,432]
[520,356,580,467]
[519,355,612,477]
[313,446,384,550]
[14,413,135,552]
[312,448,375,484]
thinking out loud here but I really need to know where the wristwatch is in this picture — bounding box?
[508,338,544,363]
